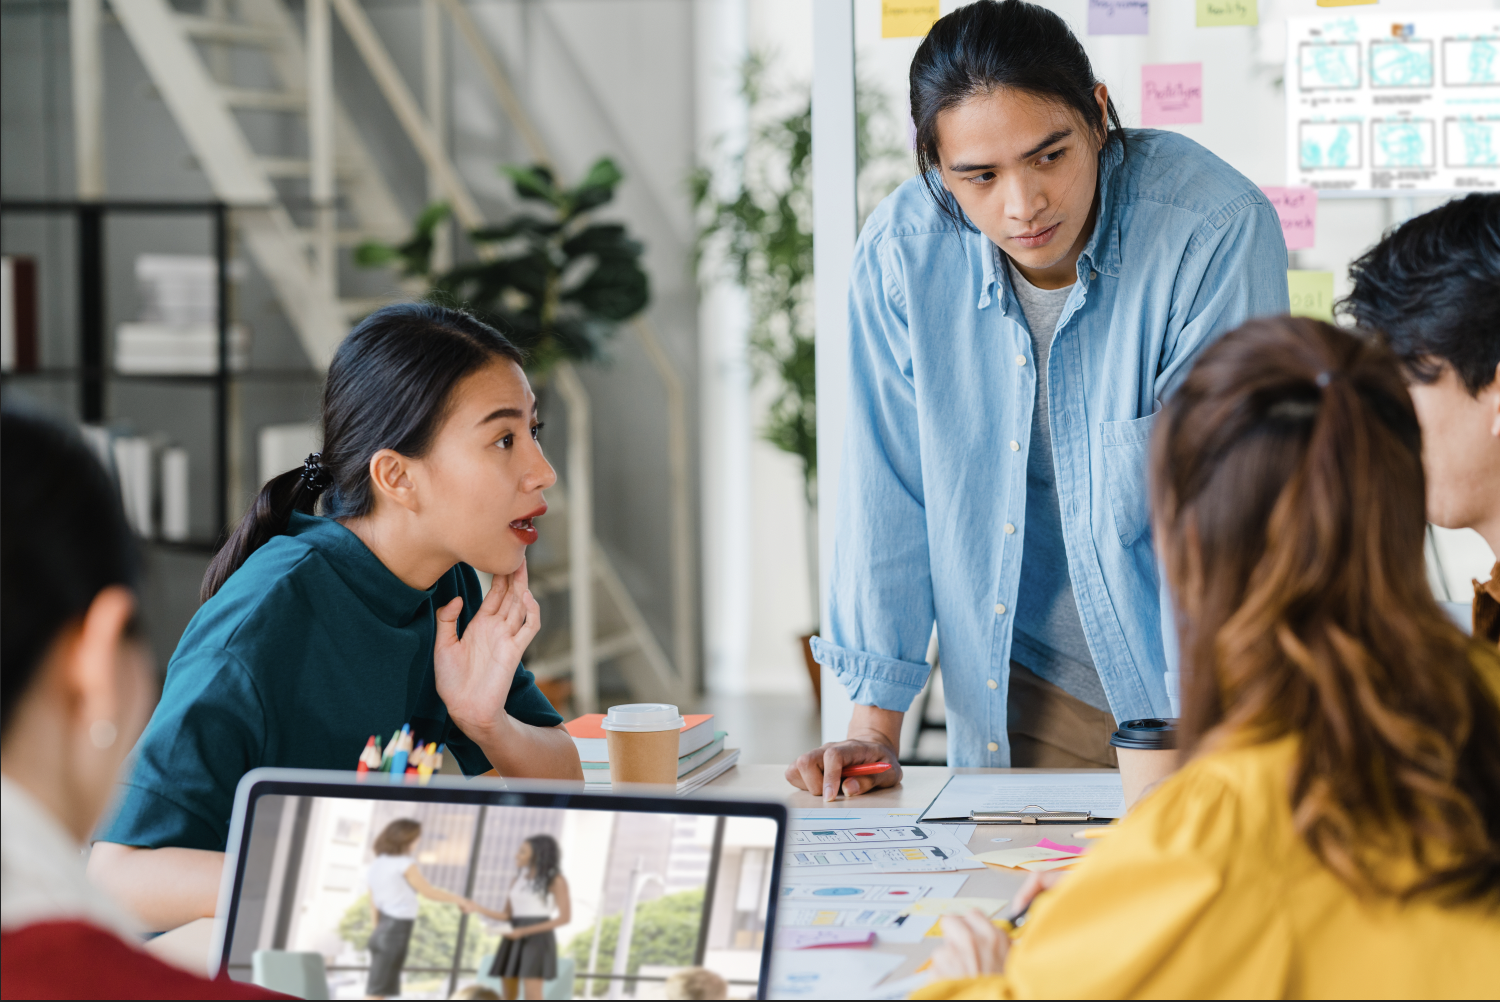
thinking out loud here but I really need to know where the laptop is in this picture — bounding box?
[211,768,787,999]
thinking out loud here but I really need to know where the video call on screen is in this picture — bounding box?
[227,795,778,999]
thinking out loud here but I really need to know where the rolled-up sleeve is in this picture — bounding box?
[812,232,936,713]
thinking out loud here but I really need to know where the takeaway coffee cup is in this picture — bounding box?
[602,703,685,786]
[1109,718,1179,810]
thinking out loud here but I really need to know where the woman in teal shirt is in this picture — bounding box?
[90,303,582,930]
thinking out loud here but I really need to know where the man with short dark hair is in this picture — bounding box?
[1342,192,1500,646]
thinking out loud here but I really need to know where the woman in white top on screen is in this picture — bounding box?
[363,818,476,1000]
[469,835,571,1001]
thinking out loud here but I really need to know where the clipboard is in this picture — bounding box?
[918,774,1126,825]
[968,805,1095,824]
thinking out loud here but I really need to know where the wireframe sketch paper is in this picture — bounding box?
[769,949,905,1000]
[920,772,1126,822]
[1286,11,1500,193]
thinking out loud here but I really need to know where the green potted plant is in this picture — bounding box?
[356,156,650,374]
[692,57,902,703]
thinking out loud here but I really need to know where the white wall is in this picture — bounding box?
[809,0,1497,735]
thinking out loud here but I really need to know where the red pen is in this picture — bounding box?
[841,762,893,777]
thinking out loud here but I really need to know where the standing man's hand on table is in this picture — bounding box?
[786,705,904,800]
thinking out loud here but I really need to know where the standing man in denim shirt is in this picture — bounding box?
[788,0,1289,798]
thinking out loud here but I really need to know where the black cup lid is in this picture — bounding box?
[1109,717,1178,750]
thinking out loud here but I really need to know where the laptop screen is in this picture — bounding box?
[215,772,784,1000]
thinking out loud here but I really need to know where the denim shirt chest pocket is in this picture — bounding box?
[1100,412,1159,548]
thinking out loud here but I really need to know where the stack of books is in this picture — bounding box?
[565,713,740,794]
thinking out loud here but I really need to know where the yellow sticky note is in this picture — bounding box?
[1288,270,1335,322]
[1196,0,1258,27]
[882,1,940,38]
[1316,1,1377,7]
[968,846,1079,868]
[925,914,1014,938]
[1018,857,1081,873]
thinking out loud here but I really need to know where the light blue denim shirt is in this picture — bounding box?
[811,130,1289,766]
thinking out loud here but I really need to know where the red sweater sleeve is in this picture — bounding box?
[1,921,292,1000]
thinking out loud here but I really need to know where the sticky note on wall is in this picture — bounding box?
[1261,187,1317,250]
[1142,64,1203,126]
[882,1,940,38]
[1196,0,1257,27]
[1288,271,1335,322]
[1088,0,1149,36]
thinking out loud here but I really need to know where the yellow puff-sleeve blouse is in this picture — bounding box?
[913,733,1500,1000]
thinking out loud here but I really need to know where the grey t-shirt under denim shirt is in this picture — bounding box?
[1005,257,1110,712]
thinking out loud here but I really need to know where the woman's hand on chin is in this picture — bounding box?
[433,561,541,743]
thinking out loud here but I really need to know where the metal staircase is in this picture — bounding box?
[109,0,411,367]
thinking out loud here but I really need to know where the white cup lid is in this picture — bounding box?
[602,703,684,732]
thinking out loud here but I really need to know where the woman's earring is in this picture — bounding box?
[89,720,118,750]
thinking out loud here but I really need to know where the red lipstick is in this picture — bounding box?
[509,504,547,546]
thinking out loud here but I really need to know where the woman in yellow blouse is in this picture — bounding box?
[917,318,1500,1000]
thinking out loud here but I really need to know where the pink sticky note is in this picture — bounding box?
[1037,838,1083,855]
[775,928,875,949]
[1088,0,1149,36]
[1141,63,1203,127]
[1260,186,1317,251]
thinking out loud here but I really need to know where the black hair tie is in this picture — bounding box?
[300,452,333,496]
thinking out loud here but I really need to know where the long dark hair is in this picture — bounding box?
[524,834,561,894]
[911,0,1124,230]
[2,410,141,732]
[202,302,525,601]
[1151,316,1500,902]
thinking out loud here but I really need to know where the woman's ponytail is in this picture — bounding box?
[200,455,331,602]
[199,302,524,604]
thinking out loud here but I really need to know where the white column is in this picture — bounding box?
[422,0,452,274]
[812,0,857,742]
[695,0,752,695]
[69,0,104,199]
[308,0,337,298]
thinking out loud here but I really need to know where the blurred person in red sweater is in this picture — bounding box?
[0,409,284,999]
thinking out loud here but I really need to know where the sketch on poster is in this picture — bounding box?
[1287,12,1500,193]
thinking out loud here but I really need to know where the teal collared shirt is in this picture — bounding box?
[811,130,1289,766]
[100,512,561,851]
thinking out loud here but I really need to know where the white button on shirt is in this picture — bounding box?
[987,679,998,690]
[1009,440,1020,451]
[1015,354,1027,366]
[1004,523,1016,534]
[987,742,1000,752]
[994,603,1006,615]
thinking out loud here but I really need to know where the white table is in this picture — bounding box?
[715,765,1111,984]
[148,765,1113,988]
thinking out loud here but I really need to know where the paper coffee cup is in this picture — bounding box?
[602,703,684,786]
[1109,718,1179,810]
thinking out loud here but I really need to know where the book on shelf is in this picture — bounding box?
[583,747,741,794]
[565,712,716,761]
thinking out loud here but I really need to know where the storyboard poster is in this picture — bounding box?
[1286,11,1500,193]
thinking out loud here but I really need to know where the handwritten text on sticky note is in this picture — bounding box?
[1142,64,1203,126]
[1261,187,1317,250]
[1088,0,1149,36]
[1196,0,1257,27]
[1288,271,1335,322]
[882,1,940,38]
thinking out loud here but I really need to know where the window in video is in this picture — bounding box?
[225,796,777,1000]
